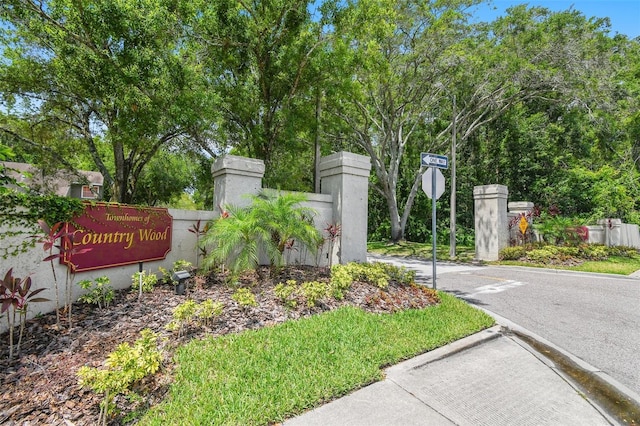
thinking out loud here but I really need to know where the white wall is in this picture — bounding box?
[1,151,372,332]
[0,209,215,332]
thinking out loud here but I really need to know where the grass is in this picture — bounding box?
[496,257,640,275]
[140,293,493,425]
[563,256,640,275]
[368,241,476,262]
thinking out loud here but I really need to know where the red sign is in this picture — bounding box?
[63,203,173,272]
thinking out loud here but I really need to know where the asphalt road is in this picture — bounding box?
[367,254,640,397]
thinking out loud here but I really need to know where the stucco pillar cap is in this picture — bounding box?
[211,155,265,179]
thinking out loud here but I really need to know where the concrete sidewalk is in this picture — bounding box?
[284,326,614,426]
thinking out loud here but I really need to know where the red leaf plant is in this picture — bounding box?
[323,223,342,268]
[36,220,92,328]
[0,268,49,359]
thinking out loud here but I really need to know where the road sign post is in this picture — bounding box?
[431,170,437,290]
[421,153,448,290]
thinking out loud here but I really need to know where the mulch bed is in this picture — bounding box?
[0,265,438,425]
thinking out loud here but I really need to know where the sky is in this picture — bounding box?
[470,1,640,39]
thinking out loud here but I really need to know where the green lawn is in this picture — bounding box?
[368,241,476,262]
[140,293,493,425]
[558,256,640,275]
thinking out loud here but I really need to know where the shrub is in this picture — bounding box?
[0,269,48,359]
[579,244,608,260]
[166,300,198,336]
[533,212,586,246]
[232,288,258,308]
[166,299,224,336]
[198,299,224,325]
[159,260,193,285]
[77,329,162,426]
[381,263,416,285]
[78,276,115,309]
[173,260,193,272]
[274,280,298,308]
[499,246,526,260]
[526,248,558,264]
[300,281,328,307]
[131,271,158,293]
[555,246,579,259]
[329,265,353,299]
[329,262,414,299]
[200,191,322,275]
[605,245,639,258]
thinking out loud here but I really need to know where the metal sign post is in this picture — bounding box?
[421,153,448,290]
[431,170,437,290]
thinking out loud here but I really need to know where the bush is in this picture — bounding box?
[159,260,193,285]
[270,262,417,310]
[579,244,608,260]
[77,329,162,425]
[329,262,414,298]
[499,246,526,260]
[166,299,224,336]
[274,280,298,308]
[300,281,328,307]
[526,248,558,264]
[131,271,158,293]
[604,245,639,258]
[329,266,353,299]
[78,276,115,309]
[232,288,258,308]
[197,300,224,326]
[200,191,322,274]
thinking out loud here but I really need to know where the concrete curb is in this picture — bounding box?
[483,308,640,407]
[490,264,640,281]
[386,325,502,375]
[477,306,640,426]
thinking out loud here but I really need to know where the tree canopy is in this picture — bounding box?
[1,0,637,237]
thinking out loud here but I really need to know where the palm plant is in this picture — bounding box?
[250,190,323,266]
[200,191,323,277]
[200,204,269,276]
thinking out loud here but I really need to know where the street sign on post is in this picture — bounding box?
[422,168,445,200]
[421,153,449,169]
[420,162,447,291]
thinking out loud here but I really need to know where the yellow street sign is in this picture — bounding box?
[519,216,528,235]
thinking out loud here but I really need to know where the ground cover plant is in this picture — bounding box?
[0,262,493,425]
[498,244,640,275]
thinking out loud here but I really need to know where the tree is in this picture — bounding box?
[193,0,326,189]
[327,1,626,242]
[455,8,639,225]
[327,0,478,242]
[131,148,199,206]
[0,0,210,203]
[249,190,322,259]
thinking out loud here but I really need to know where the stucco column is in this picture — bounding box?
[211,155,265,215]
[508,201,535,243]
[598,218,622,247]
[319,152,371,264]
[474,185,509,261]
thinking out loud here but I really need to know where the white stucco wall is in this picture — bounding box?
[1,151,372,333]
[0,209,215,332]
